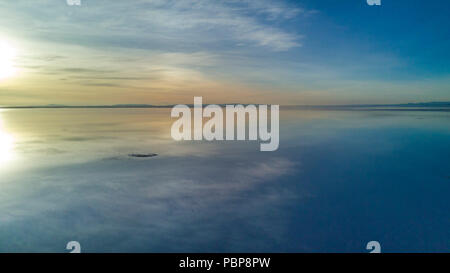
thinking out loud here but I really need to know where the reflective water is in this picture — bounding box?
[0,108,449,252]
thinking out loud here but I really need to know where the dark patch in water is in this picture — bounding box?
[128,153,158,158]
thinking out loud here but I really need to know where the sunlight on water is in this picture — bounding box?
[0,113,15,164]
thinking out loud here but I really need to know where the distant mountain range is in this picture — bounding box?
[283,102,450,109]
[1,102,450,109]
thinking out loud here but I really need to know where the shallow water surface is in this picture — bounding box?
[0,108,449,252]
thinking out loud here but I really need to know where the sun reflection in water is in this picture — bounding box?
[0,113,15,164]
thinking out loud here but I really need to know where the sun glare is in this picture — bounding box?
[0,40,18,80]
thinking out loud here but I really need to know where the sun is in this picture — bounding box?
[0,40,18,80]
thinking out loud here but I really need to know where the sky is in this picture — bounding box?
[0,0,449,106]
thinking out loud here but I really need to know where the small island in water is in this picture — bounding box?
[128,153,158,158]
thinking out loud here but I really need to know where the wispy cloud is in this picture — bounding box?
[0,0,303,52]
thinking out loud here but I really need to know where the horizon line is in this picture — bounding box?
[1,101,450,109]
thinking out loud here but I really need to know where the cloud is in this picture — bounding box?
[0,0,318,105]
[0,150,300,251]
[137,0,302,51]
[0,0,303,52]
[61,68,117,74]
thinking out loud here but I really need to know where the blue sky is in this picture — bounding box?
[0,0,448,105]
